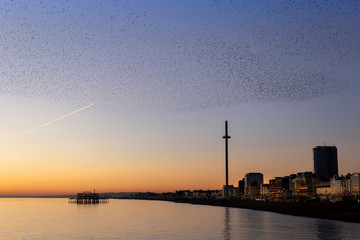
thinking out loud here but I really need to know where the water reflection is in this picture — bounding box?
[1,199,360,239]
[223,207,231,240]
[237,208,266,238]
[316,219,342,240]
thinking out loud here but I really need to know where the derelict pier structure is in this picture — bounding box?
[69,191,109,204]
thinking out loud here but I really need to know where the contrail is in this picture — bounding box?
[24,103,95,135]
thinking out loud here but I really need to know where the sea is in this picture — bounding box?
[0,198,359,239]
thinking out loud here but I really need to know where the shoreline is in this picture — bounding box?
[168,199,360,223]
[3,197,359,223]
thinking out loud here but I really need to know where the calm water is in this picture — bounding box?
[0,198,359,239]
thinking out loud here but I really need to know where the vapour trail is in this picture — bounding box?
[24,103,95,135]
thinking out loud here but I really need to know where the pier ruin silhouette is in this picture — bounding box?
[69,191,109,204]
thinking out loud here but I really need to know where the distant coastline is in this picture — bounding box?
[0,192,137,199]
[167,199,360,223]
[0,195,75,198]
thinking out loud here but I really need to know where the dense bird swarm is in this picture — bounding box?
[0,0,358,114]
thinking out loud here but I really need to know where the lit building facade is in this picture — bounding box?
[269,176,290,197]
[291,172,314,197]
[351,173,360,194]
[330,176,345,195]
[261,184,270,196]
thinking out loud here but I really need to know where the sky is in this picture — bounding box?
[0,0,359,195]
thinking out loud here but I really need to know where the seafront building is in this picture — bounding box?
[344,174,352,193]
[290,172,314,197]
[313,146,338,179]
[175,190,193,198]
[269,176,290,197]
[315,181,331,195]
[222,185,238,198]
[261,184,269,196]
[330,176,345,195]
[238,179,245,195]
[351,173,360,194]
[244,173,264,196]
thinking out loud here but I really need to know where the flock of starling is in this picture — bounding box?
[0,0,359,114]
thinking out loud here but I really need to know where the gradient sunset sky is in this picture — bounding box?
[1,0,359,195]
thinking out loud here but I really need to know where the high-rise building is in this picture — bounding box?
[238,179,245,195]
[244,173,263,196]
[313,146,338,179]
